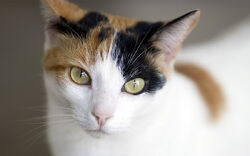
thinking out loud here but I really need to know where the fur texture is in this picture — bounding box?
[42,0,250,156]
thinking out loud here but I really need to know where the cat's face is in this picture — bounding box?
[42,0,200,136]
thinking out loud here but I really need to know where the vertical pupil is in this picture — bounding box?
[80,71,84,77]
[133,80,137,88]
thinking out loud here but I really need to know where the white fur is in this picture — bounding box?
[177,17,250,156]
[44,18,250,156]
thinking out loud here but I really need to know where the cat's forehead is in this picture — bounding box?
[48,11,164,57]
[46,10,165,67]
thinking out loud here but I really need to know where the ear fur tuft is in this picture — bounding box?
[153,10,200,65]
[41,0,88,51]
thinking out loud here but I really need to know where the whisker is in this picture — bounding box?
[24,120,75,149]
[130,45,153,65]
[128,26,153,65]
[19,113,73,123]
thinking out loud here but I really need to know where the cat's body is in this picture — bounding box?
[42,0,250,156]
[177,19,250,156]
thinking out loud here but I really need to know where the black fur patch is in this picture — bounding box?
[112,22,166,94]
[164,10,197,29]
[78,12,108,36]
[98,27,114,42]
[49,12,108,38]
[126,21,164,39]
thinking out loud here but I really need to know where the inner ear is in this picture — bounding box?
[41,0,112,52]
[151,10,200,65]
[41,0,87,50]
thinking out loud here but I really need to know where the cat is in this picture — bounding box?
[41,0,250,156]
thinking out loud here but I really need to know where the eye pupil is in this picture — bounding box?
[133,80,136,88]
[80,71,85,77]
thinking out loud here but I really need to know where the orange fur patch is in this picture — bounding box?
[175,63,224,120]
[44,0,138,27]
[105,14,138,30]
[44,0,87,22]
[43,31,114,75]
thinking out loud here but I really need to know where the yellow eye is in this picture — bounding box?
[70,67,90,85]
[124,78,145,94]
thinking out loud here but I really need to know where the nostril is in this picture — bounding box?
[91,112,99,121]
[91,111,113,127]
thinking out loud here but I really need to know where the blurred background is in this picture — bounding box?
[0,0,249,155]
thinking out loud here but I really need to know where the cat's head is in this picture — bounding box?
[42,0,200,137]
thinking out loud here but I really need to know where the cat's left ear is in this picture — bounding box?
[41,0,86,50]
[152,10,200,67]
[41,0,85,22]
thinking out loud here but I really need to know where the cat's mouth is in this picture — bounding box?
[86,129,109,137]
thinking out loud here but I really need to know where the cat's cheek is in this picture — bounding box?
[119,93,151,111]
[62,82,91,103]
[124,93,158,120]
[108,94,149,127]
[59,82,94,122]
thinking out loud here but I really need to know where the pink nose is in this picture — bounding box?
[92,111,113,127]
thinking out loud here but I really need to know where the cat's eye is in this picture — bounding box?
[70,67,90,85]
[124,78,145,94]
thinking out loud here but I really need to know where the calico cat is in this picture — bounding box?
[42,0,250,156]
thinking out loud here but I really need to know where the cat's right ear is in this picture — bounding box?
[152,10,200,71]
[41,0,86,50]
